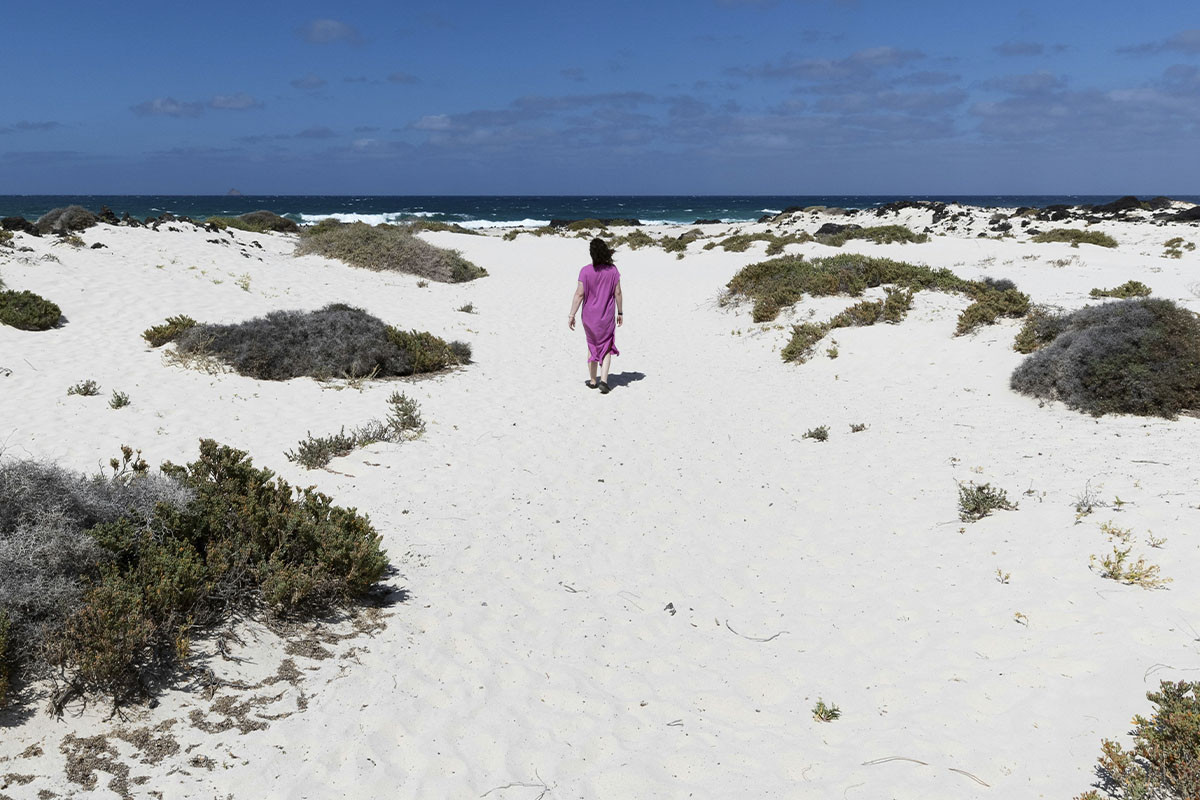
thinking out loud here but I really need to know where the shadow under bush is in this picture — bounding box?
[153,304,470,381]
[1,441,389,707]
[296,219,487,283]
[1010,298,1200,417]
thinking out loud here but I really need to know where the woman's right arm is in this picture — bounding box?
[614,281,623,326]
[568,280,584,329]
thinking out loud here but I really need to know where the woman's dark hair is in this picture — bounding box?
[589,238,616,267]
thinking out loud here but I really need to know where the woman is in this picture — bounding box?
[568,237,623,393]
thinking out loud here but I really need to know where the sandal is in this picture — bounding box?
[598,380,610,394]
[586,379,599,389]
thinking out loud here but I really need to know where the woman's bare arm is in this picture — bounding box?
[615,282,623,326]
[568,281,585,329]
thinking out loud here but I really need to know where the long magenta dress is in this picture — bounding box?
[578,262,620,363]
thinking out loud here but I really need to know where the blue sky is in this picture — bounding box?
[1,0,1197,194]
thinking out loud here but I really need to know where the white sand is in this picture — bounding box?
[2,210,1200,798]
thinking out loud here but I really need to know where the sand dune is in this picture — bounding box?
[2,209,1199,799]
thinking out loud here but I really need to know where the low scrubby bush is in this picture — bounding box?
[35,206,98,235]
[296,219,486,283]
[955,288,1031,336]
[142,315,197,347]
[1010,298,1200,417]
[817,224,928,247]
[67,379,101,397]
[0,440,388,706]
[0,230,13,248]
[0,289,61,330]
[1090,280,1151,299]
[151,304,470,381]
[958,482,1017,521]
[287,392,425,469]
[1075,681,1200,800]
[205,210,299,234]
[401,220,479,235]
[1032,228,1118,248]
[1013,305,1070,353]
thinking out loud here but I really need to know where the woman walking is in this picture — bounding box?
[568,238,623,393]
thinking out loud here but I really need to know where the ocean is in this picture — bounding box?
[0,195,1195,228]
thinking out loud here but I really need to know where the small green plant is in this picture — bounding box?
[1099,520,1132,543]
[1090,281,1151,299]
[812,699,841,722]
[67,379,101,397]
[416,280,429,288]
[62,233,85,248]
[0,289,62,331]
[0,230,13,248]
[287,392,425,469]
[826,343,839,358]
[1162,237,1193,259]
[1013,611,1029,625]
[235,273,252,292]
[995,568,1011,584]
[849,423,868,432]
[802,425,829,442]
[955,288,1031,336]
[1146,533,1167,549]
[1073,481,1104,520]
[457,303,475,314]
[1075,681,1200,800]
[1090,546,1170,588]
[142,315,197,347]
[109,390,130,409]
[1032,228,1118,248]
[958,482,1017,522]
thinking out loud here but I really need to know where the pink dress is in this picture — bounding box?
[578,263,620,363]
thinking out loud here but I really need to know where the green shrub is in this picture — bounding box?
[802,426,829,442]
[67,379,101,397]
[958,482,1017,521]
[287,392,425,469]
[1075,681,1200,800]
[567,219,607,231]
[955,288,1031,336]
[1090,281,1151,299]
[401,220,479,235]
[1032,228,1118,248]
[613,230,655,250]
[0,230,13,248]
[386,328,469,373]
[205,210,299,234]
[163,305,469,381]
[1013,305,1070,354]
[109,391,130,409]
[781,322,829,363]
[661,229,706,256]
[35,205,97,235]
[0,289,62,330]
[818,224,928,247]
[142,315,198,347]
[296,219,486,283]
[1011,298,1200,417]
[0,608,10,705]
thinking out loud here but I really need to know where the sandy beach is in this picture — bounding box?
[2,205,1200,799]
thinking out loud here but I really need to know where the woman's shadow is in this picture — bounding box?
[605,371,646,389]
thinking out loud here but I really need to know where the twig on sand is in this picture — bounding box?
[861,756,929,766]
[724,620,787,642]
[481,769,553,799]
[948,768,989,786]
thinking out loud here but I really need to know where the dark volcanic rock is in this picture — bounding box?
[1175,206,1200,222]
[815,222,862,236]
[98,206,120,225]
[692,218,723,225]
[90,242,107,249]
[873,199,948,217]
[1092,195,1146,214]
[1,216,38,235]
[1147,196,1175,210]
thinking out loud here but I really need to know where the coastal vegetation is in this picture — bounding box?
[0,442,388,708]
[1031,228,1118,248]
[1075,681,1199,800]
[1089,281,1151,299]
[296,218,486,283]
[204,210,299,234]
[957,482,1017,522]
[723,253,1030,361]
[0,288,62,331]
[1163,237,1195,258]
[144,304,470,381]
[34,205,98,235]
[815,224,928,247]
[1010,298,1200,417]
[286,392,425,469]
